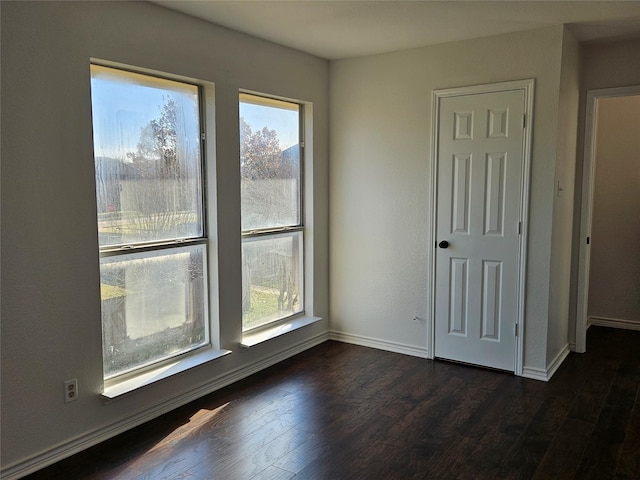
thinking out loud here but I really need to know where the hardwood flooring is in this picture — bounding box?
[24,326,640,479]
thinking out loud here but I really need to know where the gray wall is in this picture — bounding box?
[569,38,640,342]
[580,39,640,92]
[1,1,329,474]
[329,25,571,374]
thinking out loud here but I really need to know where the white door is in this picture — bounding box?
[434,88,526,371]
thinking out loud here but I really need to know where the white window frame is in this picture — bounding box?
[239,92,320,346]
[90,61,228,399]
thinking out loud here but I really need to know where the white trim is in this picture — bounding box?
[547,344,571,380]
[521,366,549,382]
[575,85,640,353]
[103,348,231,399]
[241,315,323,347]
[522,344,570,382]
[589,316,640,331]
[427,89,439,360]
[516,80,535,376]
[429,79,534,376]
[329,330,430,359]
[0,332,329,480]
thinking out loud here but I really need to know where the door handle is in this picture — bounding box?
[438,240,449,249]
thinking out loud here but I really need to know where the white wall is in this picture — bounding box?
[0,1,329,475]
[588,95,640,323]
[546,28,580,365]
[329,26,567,372]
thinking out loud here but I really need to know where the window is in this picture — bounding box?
[240,93,303,331]
[91,65,208,380]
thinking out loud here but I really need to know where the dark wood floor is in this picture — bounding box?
[24,326,640,479]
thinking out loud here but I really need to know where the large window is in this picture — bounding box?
[240,93,303,331]
[91,65,208,379]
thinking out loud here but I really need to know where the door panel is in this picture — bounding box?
[449,257,468,335]
[434,89,525,371]
[452,154,471,234]
[484,153,505,235]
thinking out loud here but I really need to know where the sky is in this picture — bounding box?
[91,66,299,160]
[239,102,299,149]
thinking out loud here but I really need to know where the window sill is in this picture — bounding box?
[102,348,231,400]
[241,315,322,348]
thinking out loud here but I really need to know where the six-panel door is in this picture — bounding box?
[434,89,525,371]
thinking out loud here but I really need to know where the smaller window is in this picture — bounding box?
[240,93,304,331]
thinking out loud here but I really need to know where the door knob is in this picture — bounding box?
[438,240,449,249]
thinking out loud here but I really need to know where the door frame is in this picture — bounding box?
[574,85,640,353]
[428,79,535,376]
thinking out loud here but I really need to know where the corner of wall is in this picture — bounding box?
[546,25,581,365]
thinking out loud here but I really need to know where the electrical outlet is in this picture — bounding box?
[64,379,78,403]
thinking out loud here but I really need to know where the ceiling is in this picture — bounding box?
[152,1,640,60]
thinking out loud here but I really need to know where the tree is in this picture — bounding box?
[110,96,200,241]
[127,96,180,178]
[239,117,299,231]
[239,117,300,323]
[240,117,295,180]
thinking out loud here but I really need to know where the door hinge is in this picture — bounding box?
[587,236,590,245]
[517,221,522,235]
[201,132,206,141]
[522,114,526,129]
[515,323,519,337]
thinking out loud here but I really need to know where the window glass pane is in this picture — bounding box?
[240,95,300,231]
[91,65,203,247]
[242,232,303,331]
[101,245,208,378]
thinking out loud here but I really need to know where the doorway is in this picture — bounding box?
[429,80,534,374]
[575,85,640,353]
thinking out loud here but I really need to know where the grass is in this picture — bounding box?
[101,283,128,300]
[243,287,299,330]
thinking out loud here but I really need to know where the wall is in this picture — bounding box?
[546,27,580,366]
[569,38,640,344]
[580,39,640,92]
[0,1,329,476]
[588,95,640,324]
[329,26,565,373]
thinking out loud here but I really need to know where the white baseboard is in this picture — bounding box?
[522,343,570,382]
[1,332,329,480]
[329,330,429,359]
[589,316,640,331]
[521,366,548,381]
